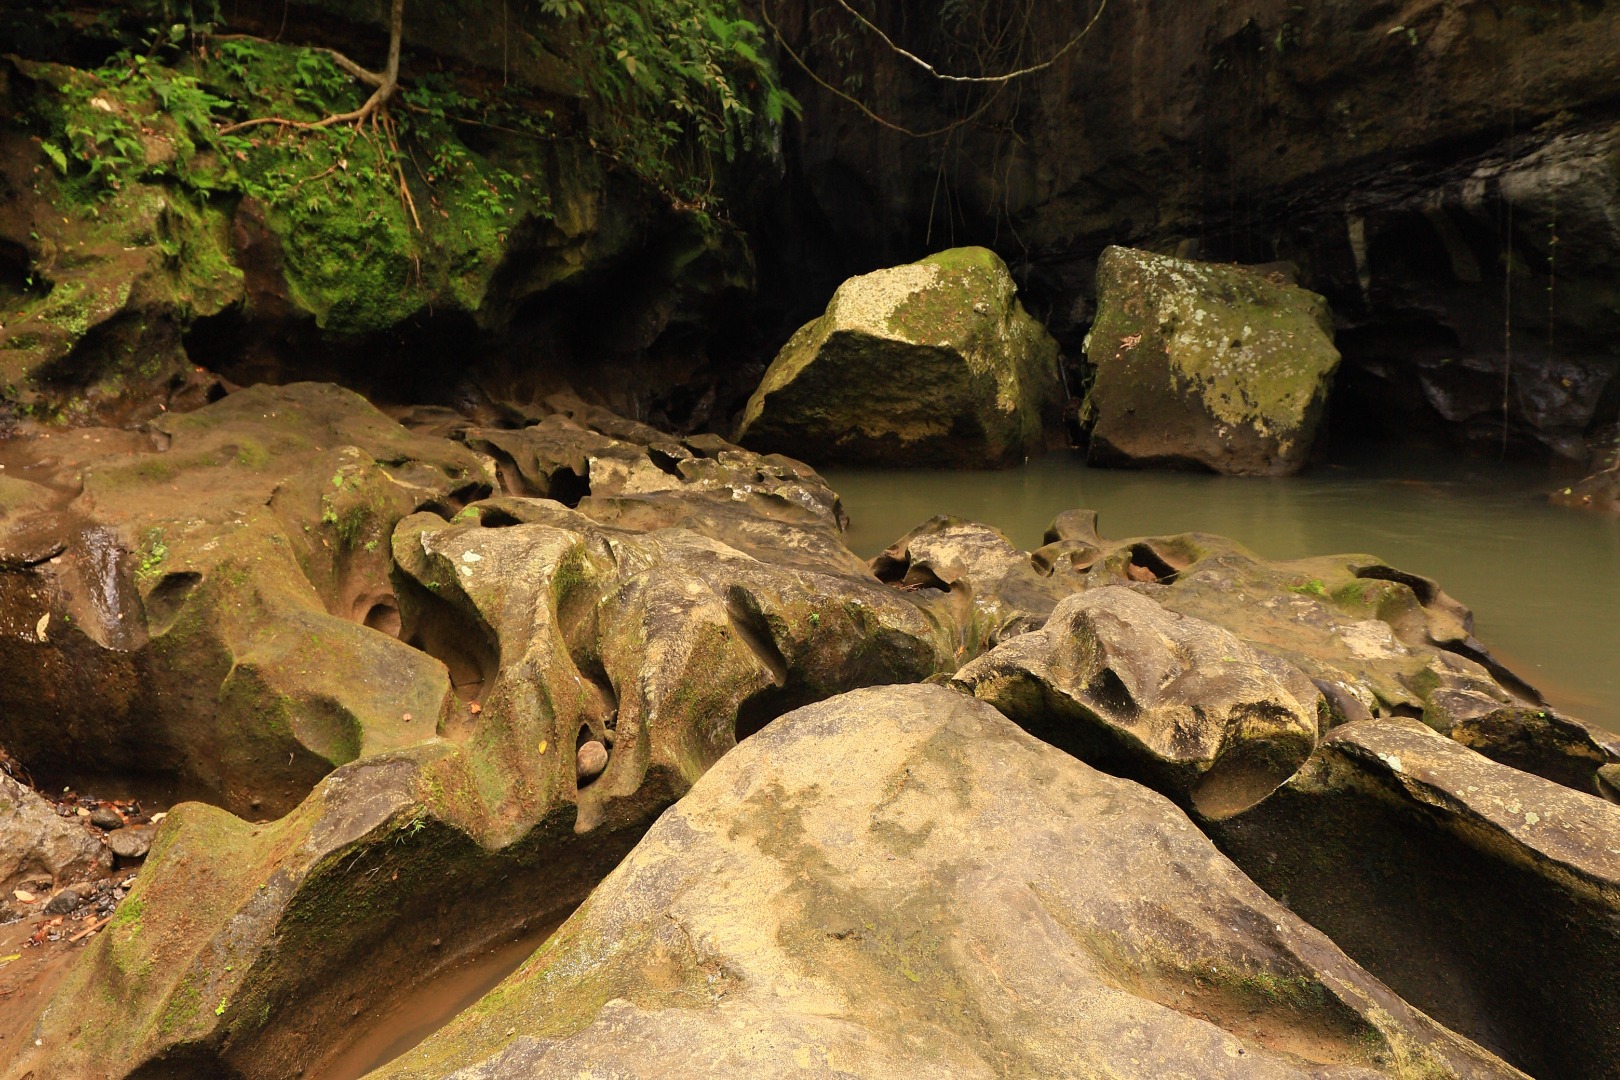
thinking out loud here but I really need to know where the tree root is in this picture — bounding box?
[214,0,404,135]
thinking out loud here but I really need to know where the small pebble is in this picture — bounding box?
[43,889,80,916]
[89,807,123,831]
[576,740,609,783]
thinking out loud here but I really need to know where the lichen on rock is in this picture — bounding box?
[1084,246,1341,476]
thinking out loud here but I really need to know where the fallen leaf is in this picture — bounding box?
[468,701,482,715]
[537,740,548,754]
[35,612,48,642]
[0,953,20,965]
[12,890,35,903]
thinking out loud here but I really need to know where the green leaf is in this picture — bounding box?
[40,141,69,174]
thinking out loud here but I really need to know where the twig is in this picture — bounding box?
[830,0,1110,84]
[69,915,112,943]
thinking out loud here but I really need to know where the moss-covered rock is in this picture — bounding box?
[1084,247,1341,476]
[0,58,243,424]
[737,247,1065,468]
[374,685,1521,1079]
[1210,718,1620,1078]
[0,382,489,817]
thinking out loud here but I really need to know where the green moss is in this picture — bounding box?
[135,528,170,584]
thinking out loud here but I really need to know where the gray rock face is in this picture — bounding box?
[737,247,1065,468]
[1084,247,1341,476]
[0,774,110,890]
[954,587,1322,818]
[1209,719,1620,1079]
[377,685,1520,1080]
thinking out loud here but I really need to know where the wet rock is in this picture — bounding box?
[954,587,1321,818]
[1084,247,1340,476]
[105,825,155,860]
[376,685,1520,1080]
[574,741,608,784]
[0,773,111,891]
[88,807,122,831]
[736,247,1064,468]
[0,382,489,818]
[1208,719,1620,1079]
[42,888,79,916]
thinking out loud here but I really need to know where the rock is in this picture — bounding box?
[377,685,1520,1079]
[1062,515,1620,794]
[463,395,866,577]
[871,515,1087,660]
[42,888,79,916]
[1600,763,1620,802]
[105,825,155,860]
[389,489,948,833]
[954,587,1321,818]
[88,807,122,831]
[736,247,1065,468]
[1208,719,1620,1079]
[0,382,489,818]
[0,773,111,890]
[574,741,608,784]
[1084,246,1341,475]
[10,411,949,1080]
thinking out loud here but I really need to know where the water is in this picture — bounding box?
[823,449,1620,731]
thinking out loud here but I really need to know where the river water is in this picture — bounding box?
[823,448,1620,731]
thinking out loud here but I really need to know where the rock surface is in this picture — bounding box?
[0,382,488,817]
[1070,522,1620,795]
[377,685,1520,1080]
[737,248,1064,467]
[1210,719,1620,1079]
[5,402,948,1080]
[1084,247,1341,475]
[954,587,1321,818]
[0,773,110,891]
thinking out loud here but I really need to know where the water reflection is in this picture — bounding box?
[823,449,1620,729]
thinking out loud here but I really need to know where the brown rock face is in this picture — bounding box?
[1210,719,1620,1079]
[376,685,1521,1080]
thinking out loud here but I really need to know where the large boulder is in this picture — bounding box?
[1209,719,1620,1079]
[1084,247,1341,475]
[953,587,1322,819]
[7,413,950,1080]
[0,382,487,818]
[377,685,1520,1079]
[737,247,1065,468]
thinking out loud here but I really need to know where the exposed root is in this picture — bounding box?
[215,0,405,136]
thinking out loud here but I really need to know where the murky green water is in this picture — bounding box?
[823,450,1620,731]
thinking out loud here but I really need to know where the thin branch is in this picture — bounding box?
[760,1,1007,139]
[831,0,1109,84]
